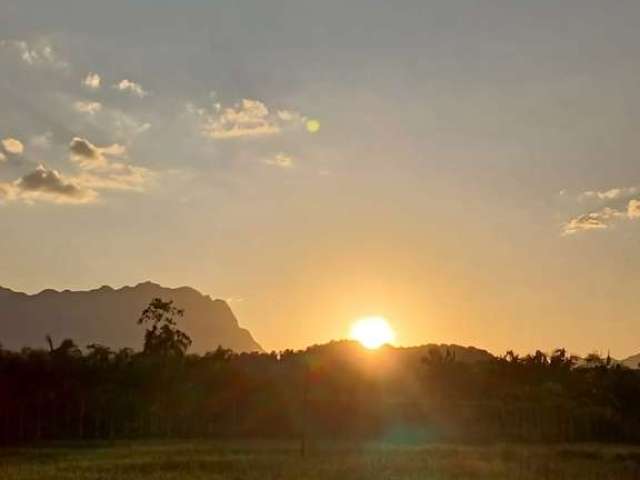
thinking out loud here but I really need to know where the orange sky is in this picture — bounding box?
[2,1,640,357]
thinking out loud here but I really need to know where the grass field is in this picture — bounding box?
[2,440,640,479]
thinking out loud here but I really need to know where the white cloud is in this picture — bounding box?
[189,98,307,140]
[83,72,101,89]
[0,152,6,163]
[1,138,24,155]
[73,100,103,115]
[0,39,68,69]
[114,79,148,98]
[264,152,294,168]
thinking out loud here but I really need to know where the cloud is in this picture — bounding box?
[628,199,640,219]
[562,207,625,235]
[562,184,640,235]
[69,97,152,143]
[0,39,68,69]
[0,165,96,205]
[226,297,245,304]
[264,152,294,168]
[19,167,87,198]
[1,136,155,206]
[0,152,6,163]
[69,137,125,169]
[563,198,640,235]
[111,112,151,140]
[69,137,102,160]
[0,183,14,199]
[83,72,101,89]
[114,79,148,98]
[189,98,307,140]
[29,132,53,150]
[68,137,152,191]
[580,186,638,202]
[73,101,103,115]
[1,138,24,155]
[73,165,151,192]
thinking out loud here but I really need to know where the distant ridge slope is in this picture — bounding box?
[622,353,640,369]
[0,282,262,353]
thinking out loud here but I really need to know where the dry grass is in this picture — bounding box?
[1,440,640,479]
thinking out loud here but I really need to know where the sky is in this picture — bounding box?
[1,0,640,357]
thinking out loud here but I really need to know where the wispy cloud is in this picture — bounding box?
[563,201,640,235]
[69,96,152,143]
[563,207,624,235]
[264,152,294,168]
[29,132,53,150]
[0,39,68,69]
[73,100,103,115]
[188,98,307,140]
[110,112,151,141]
[579,186,638,202]
[82,72,101,89]
[562,184,640,235]
[114,79,148,98]
[69,137,152,191]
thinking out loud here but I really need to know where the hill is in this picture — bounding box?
[0,281,262,353]
[622,353,640,369]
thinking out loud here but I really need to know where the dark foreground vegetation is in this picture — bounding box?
[1,298,640,445]
[3,441,640,480]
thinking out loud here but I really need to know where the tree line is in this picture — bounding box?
[1,298,639,444]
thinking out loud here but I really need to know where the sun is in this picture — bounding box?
[350,316,396,350]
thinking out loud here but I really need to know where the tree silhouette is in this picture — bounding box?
[137,298,192,357]
[2,327,640,444]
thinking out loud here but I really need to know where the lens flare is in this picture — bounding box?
[306,119,320,133]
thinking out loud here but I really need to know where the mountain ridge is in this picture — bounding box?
[622,353,640,369]
[0,281,262,353]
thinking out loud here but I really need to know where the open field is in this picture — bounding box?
[2,441,640,480]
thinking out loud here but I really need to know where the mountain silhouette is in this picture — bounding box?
[0,281,262,353]
[621,353,640,369]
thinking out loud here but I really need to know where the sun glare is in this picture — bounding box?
[350,316,396,349]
